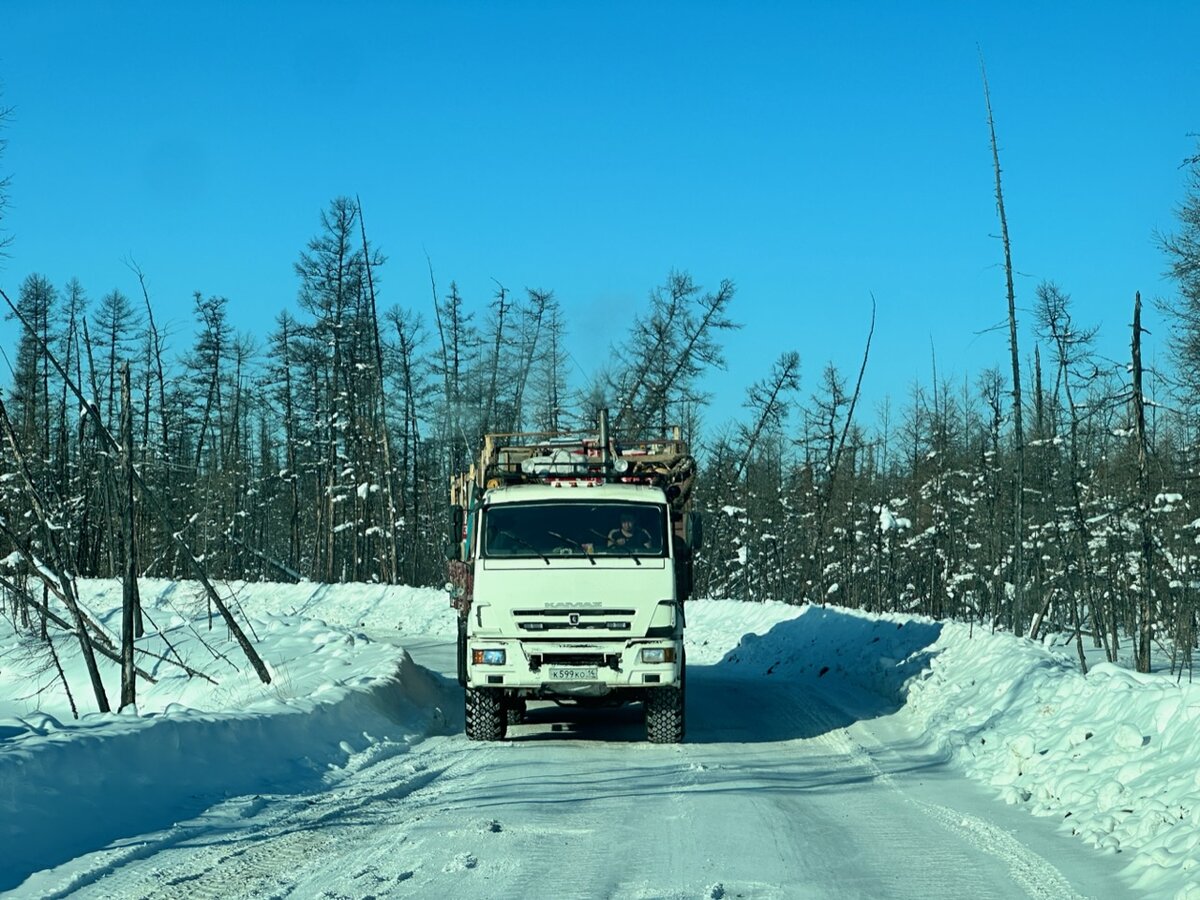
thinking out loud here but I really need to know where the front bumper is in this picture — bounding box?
[465,638,682,695]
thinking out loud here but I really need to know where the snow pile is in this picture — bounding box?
[713,602,1200,899]
[0,579,455,892]
[1,579,455,725]
[709,601,942,703]
[904,624,1200,897]
[683,597,807,665]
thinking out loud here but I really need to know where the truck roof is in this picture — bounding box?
[481,482,667,506]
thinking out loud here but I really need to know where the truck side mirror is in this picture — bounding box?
[687,511,703,550]
[446,504,464,561]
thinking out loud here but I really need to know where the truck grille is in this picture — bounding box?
[513,608,635,632]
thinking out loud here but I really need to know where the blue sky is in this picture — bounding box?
[1,2,1197,432]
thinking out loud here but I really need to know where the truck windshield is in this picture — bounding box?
[483,502,667,559]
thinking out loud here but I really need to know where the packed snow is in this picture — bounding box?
[0,579,1197,897]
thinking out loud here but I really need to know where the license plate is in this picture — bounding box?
[548,666,598,681]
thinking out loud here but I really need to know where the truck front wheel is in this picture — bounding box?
[464,687,507,741]
[645,683,685,743]
[506,696,527,726]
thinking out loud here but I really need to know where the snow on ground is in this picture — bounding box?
[0,579,453,892]
[716,605,1200,898]
[1,580,1198,897]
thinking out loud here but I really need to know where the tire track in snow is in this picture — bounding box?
[38,744,457,899]
[805,692,1091,900]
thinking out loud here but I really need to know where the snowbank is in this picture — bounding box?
[905,622,1200,897]
[0,580,455,891]
[710,602,1200,899]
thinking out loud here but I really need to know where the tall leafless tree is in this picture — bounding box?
[982,53,1028,634]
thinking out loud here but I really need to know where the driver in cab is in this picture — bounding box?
[607,512,653,550]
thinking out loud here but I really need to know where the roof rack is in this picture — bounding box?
[453,411,695,510]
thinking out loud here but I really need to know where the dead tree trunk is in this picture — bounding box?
[1131,292,1154,672]
[119,363,141,709]
[82,317,120,575]
[982,55,1027,634]
[358,196,399,582]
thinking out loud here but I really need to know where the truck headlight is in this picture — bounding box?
[640,647,676,664]
[472,649,506,665]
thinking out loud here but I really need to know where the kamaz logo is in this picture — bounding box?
[569,613,580,626]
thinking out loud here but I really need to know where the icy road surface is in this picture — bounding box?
[19,636,1131,900]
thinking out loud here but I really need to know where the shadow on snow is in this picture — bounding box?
[472,606,943,746]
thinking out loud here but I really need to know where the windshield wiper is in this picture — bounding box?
[499,529,549,565]
[588,528,642,563]
[609,543,643,565]
[548,531,597,565]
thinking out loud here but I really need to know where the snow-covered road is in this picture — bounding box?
[24,635,1128,900]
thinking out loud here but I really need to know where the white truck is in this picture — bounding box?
[446,413,701,742]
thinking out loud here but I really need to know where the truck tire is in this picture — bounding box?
[506,696,527,726]
[645,684,684,743]
[465,687,507,741]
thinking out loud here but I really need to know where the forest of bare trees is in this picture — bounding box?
[3,79,1200,703]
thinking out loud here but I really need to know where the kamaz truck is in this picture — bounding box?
[446,412,701,743]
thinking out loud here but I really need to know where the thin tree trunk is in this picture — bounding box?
[47,634,79,720]
[427,256,453,456]
[128,260,170,458]
[278,318,301,574]
[1132,292,1154,672]
[358,197,399,582]
[82,317,120,575]
[0,574,161,683]
[982,54,1027,634]
[120,363,141,709]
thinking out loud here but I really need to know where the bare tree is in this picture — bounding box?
[527,293,568,432]
[91,288,140,425]
[982,53,1028,633]
[127,260,170,460]
[1131,292,1155,673]
[1032,281,1101,669]
[481,281,511,434]
[7,274,57,459]
[386,305,429,584]
[356,196,399,582]
[1160,140,1200,400]
[613,271,739,439]
[733,351,801,482]
[119,363,141,709]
